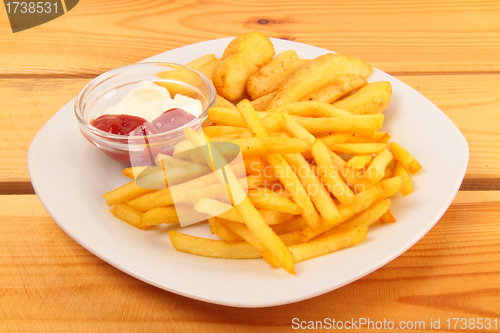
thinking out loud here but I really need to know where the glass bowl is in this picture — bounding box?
[75,62,216,166]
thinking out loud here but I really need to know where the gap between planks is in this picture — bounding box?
[1,178,499,195]
[2,70,500,80]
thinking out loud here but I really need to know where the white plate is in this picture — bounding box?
[28,38,469,308]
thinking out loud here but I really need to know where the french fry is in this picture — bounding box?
[140,205,207,228]
[393,160,413,196]
[270,216,309,235]
[390,142,422,174]
[320,199,391,236]
[263,226,368,266]
[208,217,244,242]
[109,203,143,228]
[329,143,388,155]
[247,187,303,215]
[365,149,393,183]
[320,132,357,146]
[186,53,217,70]
[269,101,352,118]
[103,181,155,206]
[169,230,262,259]
[311,139,356,206]
[215,94,237,108]
[203,126,247,137]
[291,114,384,135]
[332,81,392,115]
[379,208,397,223]
[346,155,373,170]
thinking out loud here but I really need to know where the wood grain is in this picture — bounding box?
[1,0,499,76]
[0,192,498,332]
[1,75,499,188]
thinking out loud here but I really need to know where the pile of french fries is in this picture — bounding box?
[103,32,422,275]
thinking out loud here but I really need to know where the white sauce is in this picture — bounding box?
[103,81,202,121]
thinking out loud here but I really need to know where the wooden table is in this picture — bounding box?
[2,1,499,331]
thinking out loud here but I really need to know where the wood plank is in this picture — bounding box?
[1,74,499,186]
[1,0,499,75]
[0,192,499,332]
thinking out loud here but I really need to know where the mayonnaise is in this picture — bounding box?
[103,81,202,121]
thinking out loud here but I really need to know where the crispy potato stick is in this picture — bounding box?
[329,143,388,155]
[244,156,267,175]
[260,111,285,134]
[122,166,157,180]
[188,174,267,203]
[213,31,275,101]
[270,216,309,235]
[103,182,155,206]
[250,91,276,111]
[197,58,220,82]
[219,218,300,251]
[286,177,401,242]
[365,149,393,183]
[390,142,422,174]
[186,53,217,70]
[194,198,294,225]
[311,139,356,206]
[141,205,207,228]
[247,188,303,215]
[263,226,368,266]
[247,50,306,99]
[393,160,413,196]
[184,127,295,274]
[283,152,341,225]
[282,113,315,143]
[215,94,237,108]
[291,114,384,135]
[203,126,247,137]
[346,155,373,170]
[109,203,143,228]
[218,218,266,252]
[320,132,356,146]
[209,217,244,242]
[136,163,212,189]
[269,101,352,117]
[333,81,392,115]
[267,53,373,109]
[320,199,391,237]
[169,230,262,259]
[300,73,367,103]
[379,208,397,223]
[127,168,233,211]
[237,100,322,230]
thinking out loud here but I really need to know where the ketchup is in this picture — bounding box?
[92,108,195,136]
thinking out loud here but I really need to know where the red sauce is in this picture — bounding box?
[92,108,195,136]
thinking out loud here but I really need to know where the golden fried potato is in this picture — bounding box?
[247,50,307,99]
[213,32,275,101]
[267,53,373,109]
[333,81,392,114]
[300,73,367,103]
